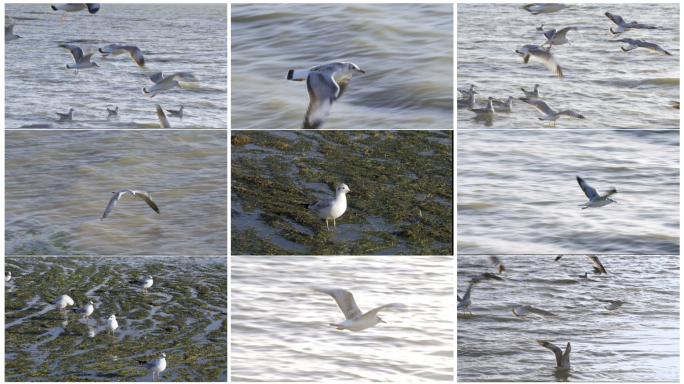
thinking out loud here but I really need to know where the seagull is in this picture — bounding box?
[578,272,587,278]
[472,272,505,283]
[457,91,479,108]
[519,98,585,126]
[102,190,160,221]
[521,84,541,98]
[515,45,563,77]
[555,255,608,274]
[576,176,617,209]
[98,44,145,67]
[51,294,75,313]
[616,38,671,56]
[492,96,514,112]
[671,101,680,110]
[56,108,75,120]
[165,106,184,117]
[511,305,558,318]
[313,288,408,332]
[5,271,11,286]
[593,295,628,310]
[537,340,571,370]
[605,12,656,37]
[51,3,100,21]
[286,62,365,129]
[592,267,603,274]
[156,104,171,128]
[142,72,198,98]
[536,23,545,31]
[458,282,474,315]
[73,301,94,323]
[301,183,350,231]
[459,84,477,99]
[489,256,505,274]
[5,16,21,42]
[60,44,99,75]
[107,106,119,116]
[470,96,496,116]
[105,314,118,336]
[137,353,167,381]
[540,27,578,50]
[523,4,568,15]
[129,276,153,294]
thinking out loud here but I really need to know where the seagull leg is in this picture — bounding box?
[61,12,67,21]
[333,218,337,231]
[468,307,472,315]
[151,91,157,98]
[325,219,330,231]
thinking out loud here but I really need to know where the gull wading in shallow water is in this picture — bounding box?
[605,12,657,37]
[102,190,160,220]
[60,44,99,75]
[286,62,365,129]
[519,98,585,126]
[301,184,350,231]
[129,276,153,294]
[137,353,166,381]
[73,301,94,323]
[313,288,407,332]
[51,3,100,21]
[576,176,616,209]
[537,340,571,369]
[515,45,563,77]
[555,255,608,274]
[521,84,541,99]
[51,294,74,313]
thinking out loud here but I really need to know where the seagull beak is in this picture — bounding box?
[358,70,365,73]
[381,320,387,323]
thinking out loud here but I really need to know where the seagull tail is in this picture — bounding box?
[142,87,150,94]
[137,360,148,365]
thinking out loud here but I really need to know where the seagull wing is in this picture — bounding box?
[576,176,599,200]
[149,72,164,84]
[555,255,563,261]
[562,343,571,366]
[133,190,160,214]
[554,27,577,38]
[605,12,624,26]
[102,191,124,220]
[86,4,101,14]
[457,294,462,302]
[526,306,558,318]
[587,256,608,274]
[156,104,171,128]
[116,45,145,67]
[164,72,198,83]
[635,41,671,55]
[314,288,363,321]
[82,50,96,63]
[304,72,338,129]
[617,38,639,45]
[628,23,656,30]
[542,29,556,40]
[557,110,586,119]
[537,340,564,367]
[334,73,353,101]
[458,282,474,307]
[520,98,553,114]
[61,45,83,63]
[359,303,408,321]
[527,47,563,77]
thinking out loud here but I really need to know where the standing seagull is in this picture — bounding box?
[73,301,95,323]
[537,340,571,370]
[105,314,118,336]
[540,27,578,50]
[107,106,119,116]
[51,294,75,313]
[60,44,99,75]
[129,276,153,294]
[301,183,350,231]
[521,84,541,98]
[286,62,365,129]
[313,288,407,332]
[519,98,585,126]
[616,38,671,56]
[605,12,656,37]
[155,104,172,128]
[515,45,563,77]
[102,190,160,220]
[142,72,198,98]
[458,282,474,315]
[555,255,608,274]
[492,96,514,112]
[578,272,588,278]
[5,271,11,286]
[5,16,21,42]
[523,4,568,14]
[98,44,145,67]
[576,176,617,209]
[56,108,75,120]
[137,353,167,381]
[51,3,100,21]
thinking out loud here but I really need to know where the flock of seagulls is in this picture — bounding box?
[301,183,351,231]
[459,255,627,371]
[5,4,194,127]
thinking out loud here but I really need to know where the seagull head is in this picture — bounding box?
[377,317,386,324]
[345,62,365,74]
[109,314,116,320]
[160,353,167,359]
[337,184,351,195]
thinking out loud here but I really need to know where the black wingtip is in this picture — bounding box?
[137,360,147,365]
[51,5,58,10]
[286,69,294,80]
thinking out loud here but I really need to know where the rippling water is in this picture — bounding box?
[457,255,680,382]
[5,4,227,128]
[458,130,679,254]
[457,3,680,128]
[231,3,453,130]
[5,130,227,255]
[231,256,453,381]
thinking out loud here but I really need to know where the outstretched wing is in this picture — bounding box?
[156,105,171,128]
[314,288,363,320]
[605,12,624,26]
[576,176,599,200]
[537,340,563,367]
[359,303,408,322]
[102,191,123,220]
[587,256,607,274]
[133,190,160,214]
[527,306,558,318]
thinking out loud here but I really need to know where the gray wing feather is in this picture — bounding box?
[304,73,338,129]
[335,73,353,100]
[537,340,563,367]
[156,105,171,128]
[149,72,164,84]
[520,98,552,114]
[576,176,599,200]
[61,45,83,63]
[314,288,363,321]
[359,303,408,321]
[133,191,160,214]
[102,191,123,220]
[557,110,586,119]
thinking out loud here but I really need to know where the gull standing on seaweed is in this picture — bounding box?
[301,184,350,232]
[129,276,154,294]
[137,353,167,381]
[605,12,656,37]
[575,176,617,210]
[106,314,118,336]
[313,287,408,332]
[73,301,95,323]
[515,45,563,77]
[537,340,571,369]
[519,98,585,126]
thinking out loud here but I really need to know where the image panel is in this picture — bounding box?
[5,4,227,128]
[457,255,680,381]
[231,255,453,381]
[457,3,679,128]
[232,3,453,130]
[5,130,227,255]
[5,256,227,381]
[231,130,453,255]
[458,129,679,254]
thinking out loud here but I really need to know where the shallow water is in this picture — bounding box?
[458,129,679,254]
[231,3,453,130]
[5,256,227,382]
[457,3,680,128]
[231,256,453,381]
[5,4,227,128]
[5,130,227,255]
[457,255,680,382]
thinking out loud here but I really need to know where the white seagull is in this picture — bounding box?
[578,272,588,278]
[576,176,617,209]
[51,3,100,21]
[142,72,198,98]
[492,96,514,111]
[537,340,571,369]
[458,282,474,315]
[137,353,167,381]
[593,295,628,310]
[616,38,671,56]
[56,108,75,120]
[523,4,568,15]
[106,314,118,336]
[286,62,365,129]
[470,96,496,116]
[313,287,407,332]
[102,190,160,221]
[156,104,171,128]
[515,45,563,78]
[555,255,608,274]
[605,12,656,37]
[5,16,21,42]
[165,106,184,117]
[511,305,558,318]
[536,23,545,31]
[301,183,350,231]
[73,301,95,323]
[51,294,75,313]
[459,84,477,99]
[60,44,99,75]
[98,44,145,67]
[107,106,119,116]
[521,84,541,98]
[457,91,479,108]
[5,271,11,286]
[129,276,153,294]
[540,27,578,50]
[519,98,585,126]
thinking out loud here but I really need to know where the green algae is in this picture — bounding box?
[6,230,85,255]
[231,130,453,255]
[5,257,227,382]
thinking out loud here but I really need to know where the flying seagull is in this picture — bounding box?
[605,12,656,37]
[458,282,474,316]
[129,276,154,294]
[51,3,100,21]
[592,295,628,310]
[489,256,505,273]
[537,340,571,369]
[519,98,585,126]
[511,305,558,318]
[101,190,160,220]
[523,4,568,15]
[286,62,365,129]
[555,255,608,274]
[313,287,407,331]
[616,38,671,56]
[515,45,563,77]
[98,44,145,67]
[137,353,167,381]
[5,16,21,41]
[60,44,99,75]
[156,104,171,128]
[142,72,198,98]
[576,176,617,209]
[540,27,579,50]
